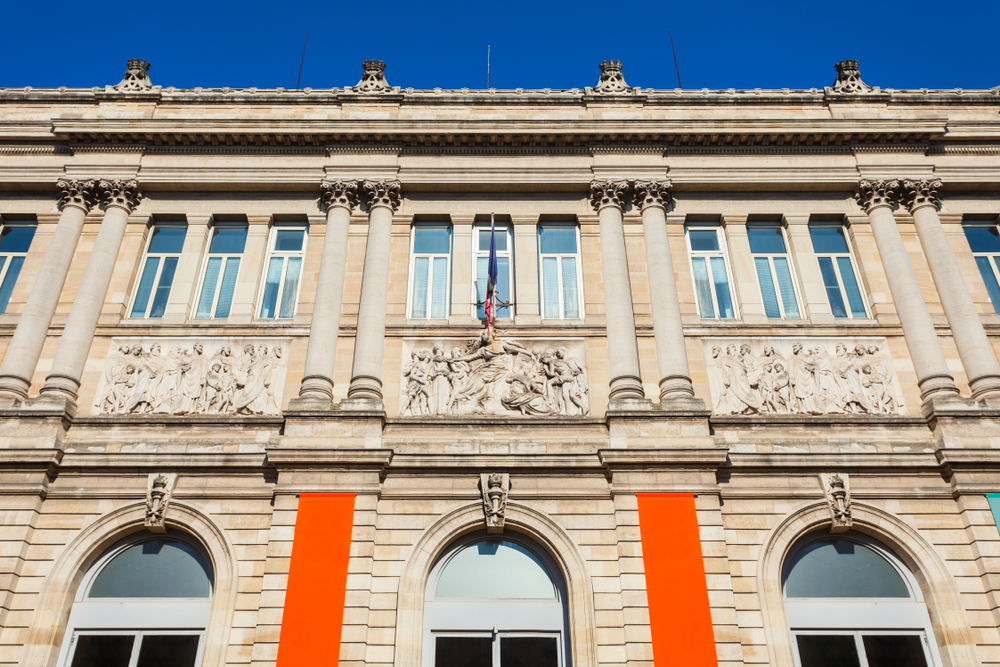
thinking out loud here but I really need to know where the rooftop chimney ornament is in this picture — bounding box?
[115,59,153,92]
[354,60,392,94]
[832,60,872,94]
[594,60,631,94]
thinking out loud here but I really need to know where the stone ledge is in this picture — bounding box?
[599,447,728,468]
[57,451,268,469]
[387,452,605,471]
[71,415,285,427]
[710,414,927,427]
[265,448,393,469]
[726,451,940,469]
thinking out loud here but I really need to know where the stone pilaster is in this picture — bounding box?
[511,214,542,325]
[783,215,836,322]
[721,215,764,322]
[448,215,478,325]
[163,214,212,323]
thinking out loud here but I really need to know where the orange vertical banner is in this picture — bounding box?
[277,493,356,667]
[636,493,717,666]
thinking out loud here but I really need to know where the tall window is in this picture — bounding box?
[686,225,736,319]
[195,225,247,319]
[56,533,213,667]
[0,221,36,314]
[809,224,867,319]
[963,223,1000,314]
[538,224,581,319]
[748,223,800,319]
[129,225,186,319]
[475,223,513,319]
[409,224,452,319]
[259,224,306,319]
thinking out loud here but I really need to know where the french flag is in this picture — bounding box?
[485,214,498,335]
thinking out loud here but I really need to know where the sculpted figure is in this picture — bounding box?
[99,345,134,413]
[428,343,453,415]
[560,348,590,416]
[204,361,223,413]
[125,344,164,413]
[218,363,237,414]
[718,344,760,414]
[788,343,821,414]
[812,345,842,413]
[501,374,555,415]
[401,351,432,416]
[234,345,273,415]
[451,332,529,412]
[174,344,207,414]
[772,361,791,411]
[447,347,470,412]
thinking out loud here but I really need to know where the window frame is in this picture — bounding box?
[192,223,247,320]
[407,222,453,321]
[685,224,739,320]
[0,220,36,315]
[255,223,308,320]
[964,222,1000,314]
[537,222,583,321]
[473,222,515,320]
[746,222,803,320]
[127,223,187,320]
[809,223,870,319]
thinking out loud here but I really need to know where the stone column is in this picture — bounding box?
[902,179,1000,404]
[346,179,400,406]
[294,181,360,407]
[855,179,962,404]
[511,214,541,325]
[590,180,645,403]
[633,180,698,404]
[37,180,143,406]
[0,180,98,403]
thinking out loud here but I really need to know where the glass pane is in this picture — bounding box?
[710,257,734,318]
[496,257,511,319]
[773,257,800,318]
[431,256,448,319]
[688,229,720,252]
[747,225,787,254]
[149,257,177,319]
[195,257,222,318]
[89,539,212,598]
[208,226,247,254]
[273,229,304,252]
[755,257,781,318]
[795,635,861,667]
[0,256,19,315]
[214,258,240,318]
[501,636,558,667]
[476,256,488,319]
[136,635,201,667]
[479,226,508,252]
[436,540,556,599]
[862,635,928,667]
[541,257,559,319]
[412,256,429,318]
[809,226,850,254]
[691,257,715,318]
[147,226,186,254]
[70,634,135,667]
[279,257,301,319]
[976,257,1000,314]
[538,225,577,254]
[0,226,35,253]
[414,226,451,254]
[818,257,847,318]
[784,539,910,598]
[561,256,579,318]
[131,257,160,318]
[964,225,1000,253]
[837,257,867,318]
[435,636,491,667]
[259,257,284,319]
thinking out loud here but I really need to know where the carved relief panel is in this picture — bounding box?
[94,338,289,416]
[399,334,589,417]
[704,338,904,416]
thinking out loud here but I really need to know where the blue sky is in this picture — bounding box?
[2,0,998,91]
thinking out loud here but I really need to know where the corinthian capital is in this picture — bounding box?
[56,179,99,212]
[900,179,942,212]
[98,179,144,214]
[854,179,899,214]
[632,180,673,212]
[321,180,360,211]
[362,179,401,212]
[590,180,630,213]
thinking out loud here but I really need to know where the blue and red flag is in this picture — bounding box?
[485,214,498,336]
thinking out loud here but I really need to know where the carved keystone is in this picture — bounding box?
[481,472,510,533]
[819,473,852,533]
[145,472,178,533]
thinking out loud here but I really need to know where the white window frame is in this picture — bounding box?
[0,220,35,314]
[127,223,186,320]
[193,224,247,320]
[473,222,515,319]
[685,224,739,320]
[537,223,583,320]
[407,223,452,320]
[965,222,1000,311]
[747,222,803,319]
[809,223,869,319]
[256,223,308,320]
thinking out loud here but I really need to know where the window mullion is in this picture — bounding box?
[148,255,167,318]
[127,631,143,667]
[832,256,852,319]
[209,256,225,319]
[276,255,289,318]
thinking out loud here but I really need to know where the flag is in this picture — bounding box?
[485,214,498,335]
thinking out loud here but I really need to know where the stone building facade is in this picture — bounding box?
[0,57,999,667]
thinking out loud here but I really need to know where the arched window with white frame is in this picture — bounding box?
[783,531,944,667]
[56,532,213,667]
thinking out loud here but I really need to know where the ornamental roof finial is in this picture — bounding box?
[832,59,872,94]
[115,59,153,92]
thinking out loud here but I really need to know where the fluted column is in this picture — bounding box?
[902,179,1000,404]
[38,180,142,405]
[346,179,400,406]
[855,180,961,404]
[591,180,645,403]
[0,180,98,402]
[633,180,698,404]
[293,181,361,407]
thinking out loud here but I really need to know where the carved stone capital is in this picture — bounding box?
[354,60,392,94]
[481,472,510,534]
[56,178,99,213]
[632,180,672,212]
[832,60,872,94]
[362,179,401,212]
[594,60,630,94]
[321,180,361,212]
[98,179,143,213]
[854,179,899,214]
[590,179,630,213]
[115,59,153,92]
[145,472,178,533]
[819,473,852,533]
[900,178,943,212]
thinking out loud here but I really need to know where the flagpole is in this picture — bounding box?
[490,213,496,338]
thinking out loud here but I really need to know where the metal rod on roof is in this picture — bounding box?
[669,28,682,89]
[487,45,491,89]
[296,29,309,90]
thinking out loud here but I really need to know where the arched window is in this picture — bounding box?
[782,532,943,667]
[424,532,569,667]
[56,533,213,667]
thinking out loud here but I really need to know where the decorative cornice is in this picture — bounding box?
[115,59,153,92]
[354,60,392,94]
[831,60,873,94]
[362,179,401,211]
[854,179,899,213]
[56,178,98,212]
[589,179,630,212]
[900,178,943,212]
[632,180,672,212]
[98,179,143,213]
[321,179,360,211]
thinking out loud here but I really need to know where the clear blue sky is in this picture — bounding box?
[2,0,998,91]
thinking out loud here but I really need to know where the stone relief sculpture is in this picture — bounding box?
[481,472,510,534]
[145,472,177,533]
[95,339,289,416]
[354,59,393,94]
[705,339,903,416]
[831,59,872,94]
[115,59,153,92]
[592,60,631,94]
[819,473,852,533]
[400,333,589,417]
